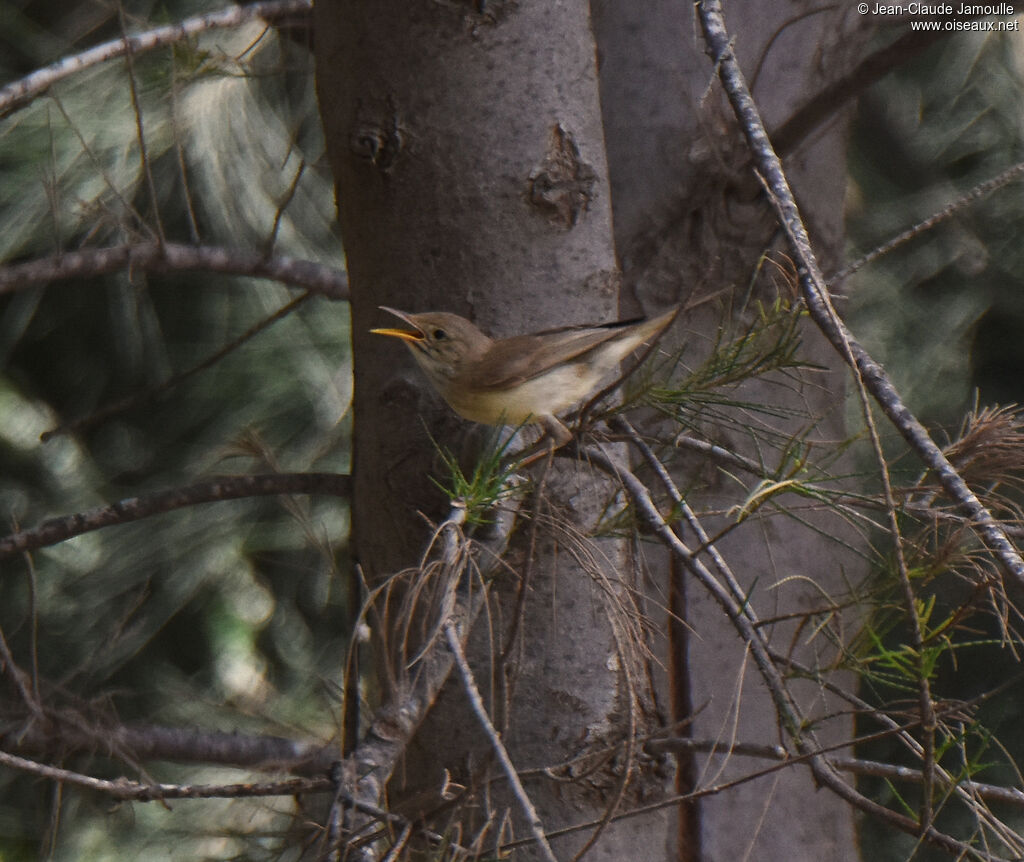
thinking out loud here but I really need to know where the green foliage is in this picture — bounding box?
[430,426,530,525]
[645,296,820,430]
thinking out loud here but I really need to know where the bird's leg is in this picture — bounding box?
[513,416,570,468]
[499,415,573,470]
[512,436,556,469]
[539,415,573,448]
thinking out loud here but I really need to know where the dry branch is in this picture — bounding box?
[0,472,351,559]
[1,720,336,774]
[445,619,558,862]
[0,242,348,299]
[329,503,517,860]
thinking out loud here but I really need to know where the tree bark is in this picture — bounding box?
[316,1,676,858]
[315,0,621,569]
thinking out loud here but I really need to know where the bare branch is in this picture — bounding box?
[695,0,1024,588]
[0,242,348,299]
[445,619,558,862]
[2,720,335,774]
[650,734,1024,817]
[0,472,351,559]
[0,0,313,119]
[0,749,464,855]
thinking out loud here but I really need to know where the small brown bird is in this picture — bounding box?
[371,306,678,446]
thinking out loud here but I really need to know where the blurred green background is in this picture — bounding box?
[1,1,350,858]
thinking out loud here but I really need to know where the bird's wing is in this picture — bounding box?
[467,326,623,390]
[469,310,679,391]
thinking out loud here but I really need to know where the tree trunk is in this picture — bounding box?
[315,1,676,858]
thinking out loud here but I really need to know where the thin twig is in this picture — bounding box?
[672,433,765,477]
[444,619,559,862]
[648,733,1024,814]
[118,0,165,247]
[832,160,1024,284]
[0,748,327,799]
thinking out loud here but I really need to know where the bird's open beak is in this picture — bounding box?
[370,306,424,342]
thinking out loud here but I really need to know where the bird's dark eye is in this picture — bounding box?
[432,328,448,341]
